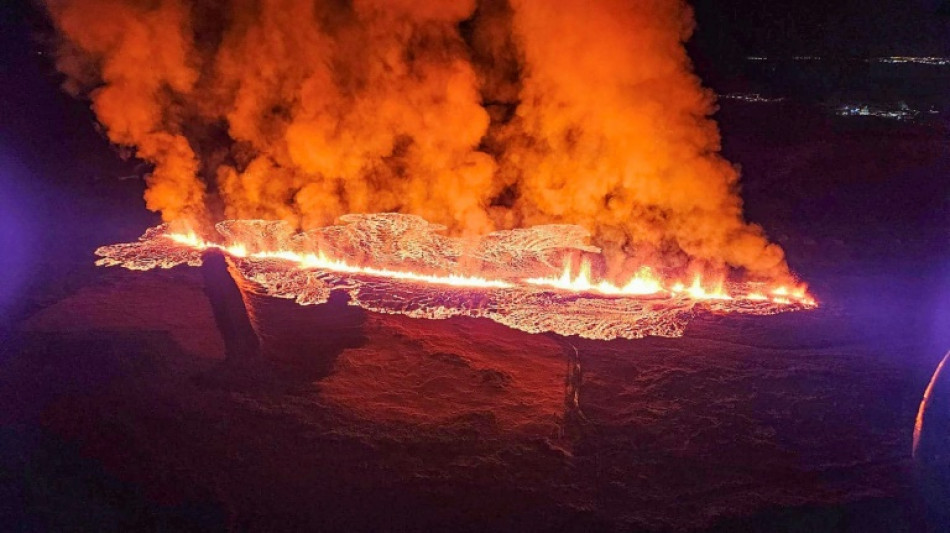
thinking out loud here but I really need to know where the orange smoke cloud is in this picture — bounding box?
[44,0,792,281]
[46,0,206,222]
[495,0,787,278]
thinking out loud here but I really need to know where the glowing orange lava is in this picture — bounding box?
[167,232,514,289]
[95,216,816,340]
[913,351,950,458]
[166,232,812,305]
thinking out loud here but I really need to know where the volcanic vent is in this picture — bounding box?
[96,214,814,341]
[49,0,818,339]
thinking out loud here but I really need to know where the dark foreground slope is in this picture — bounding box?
[1,244,944,531]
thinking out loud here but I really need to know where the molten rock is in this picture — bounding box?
[95,214,815,340]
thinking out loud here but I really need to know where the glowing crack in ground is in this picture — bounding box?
[95,214,815,340]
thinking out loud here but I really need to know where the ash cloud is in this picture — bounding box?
[44,0,792,282]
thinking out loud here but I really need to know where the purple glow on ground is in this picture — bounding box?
[0,147,35,321]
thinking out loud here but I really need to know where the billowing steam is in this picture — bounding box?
[44,0,791,281]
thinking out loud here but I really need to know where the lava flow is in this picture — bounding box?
[95,214,815,341]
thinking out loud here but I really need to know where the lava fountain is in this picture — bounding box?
[51,0,815,341]
[96,214,815,341]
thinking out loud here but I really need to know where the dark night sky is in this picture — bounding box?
[4,0,950,65]
[691,0,950,58]
[3,1,949,94]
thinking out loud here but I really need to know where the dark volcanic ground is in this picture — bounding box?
[3,6,950,532]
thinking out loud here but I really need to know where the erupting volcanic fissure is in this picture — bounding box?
[47,0,798,285]
[96,215,814,340]
[50,0,819,337]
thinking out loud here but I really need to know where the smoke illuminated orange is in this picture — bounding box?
[47,0,798,285]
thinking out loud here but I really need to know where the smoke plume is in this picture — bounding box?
[44,0,791,281]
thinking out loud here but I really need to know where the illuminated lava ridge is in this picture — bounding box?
[95,214,815,340]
